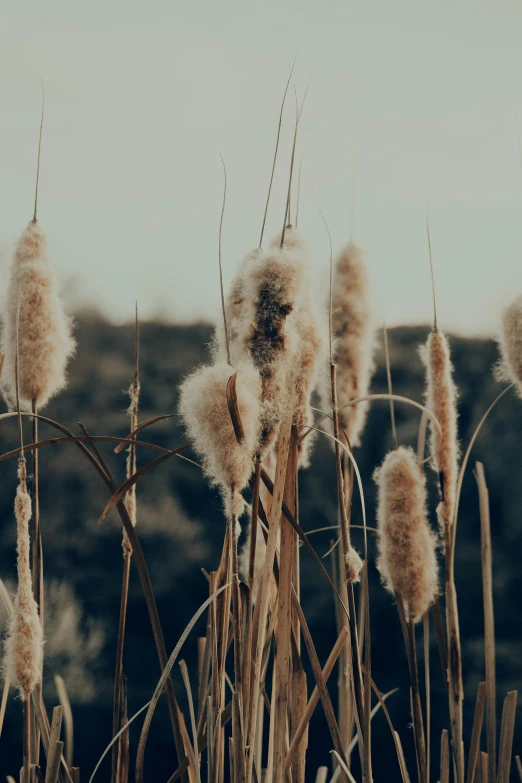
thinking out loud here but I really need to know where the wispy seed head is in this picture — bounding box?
[179,360,262,518]
[323,241,375,447]
[1,221,76,410]
[420,328,459,533]
[374,446,438,623]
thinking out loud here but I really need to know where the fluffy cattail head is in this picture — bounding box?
[1,221,76,410]
[346,547,363,583]
[323,241,375,447]
[497,293,522,396]
[3,458,44,694]
[273,228,324,467]
[374,447,438,623]
[420,328,459,533]
[213,241,305,456]
[179,360,262,518]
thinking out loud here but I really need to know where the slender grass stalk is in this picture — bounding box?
[474,463,496,783]
[467,682,486,783]
[112,306,140,783]
[54,675,73,770]
[272,427,298,783]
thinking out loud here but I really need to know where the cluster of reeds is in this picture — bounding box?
[0,74,520,783]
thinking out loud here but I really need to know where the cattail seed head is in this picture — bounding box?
[497,293,522,396]
[420,328,459,533]
[214,239,305,456]
[3,458,44,694]
[179,360,262,518]
[374,446,438,623]
[322,241,375,447]
[275,228,324,468]
[346,547,363,583]
[1,221,76,410]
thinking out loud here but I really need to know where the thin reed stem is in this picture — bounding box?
[259,63,295,249]
[112,551,131,783]
[383,325,397,449]
[23,692,31,783]
[426,201,437,330]
[33,74,45,223]
[218,153,231,366]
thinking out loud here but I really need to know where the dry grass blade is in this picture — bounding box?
[467,682,486,783]
[226,371,245,443]
[496,691,517,783]
[330,751,358,783]
[0,676,9,737]
[291,587,351,776]
[330,683,400,783]
[245,409,294,783]
[515,756,522,782]
[45,706,63,783]
[97,445,191,524]
[440,729,450,783]
[259,467,348,615]
[113,413,177,453]
[309,393,443,437]
[88,700,152,783]
[315,769,328,783]
[452,386,513,536]
[424,613,431,783]
[474,463,496,783]
[179,661,200,783]
[135,583,230,783]
[368,677,411,783]
[259,61,295,249]
[45,742,64,783]
[285,627,348,771]
[273,427,298,783]
[54,676,73,769]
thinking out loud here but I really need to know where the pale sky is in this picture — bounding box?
[1,0,522,336]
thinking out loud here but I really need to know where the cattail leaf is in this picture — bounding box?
[226,370,245,443]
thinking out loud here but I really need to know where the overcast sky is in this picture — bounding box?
[1,1,522,336]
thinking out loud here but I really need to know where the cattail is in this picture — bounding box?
[346,546,363,583]
[1,221,76,410]
[497,293,522,396]
[374,446,438,623]
[214,242,305,456]
[274,227,324,468]
[324,241,374,447]
[3,458,44,694]
[420,328,459,533]
[179,360,262,518]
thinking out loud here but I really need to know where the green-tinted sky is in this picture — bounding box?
[1,0,521,335]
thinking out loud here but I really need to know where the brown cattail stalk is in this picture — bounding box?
[421,327,462,781]
[315,199,366,778]
[112,310,140,783]
[375,446,438,783]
